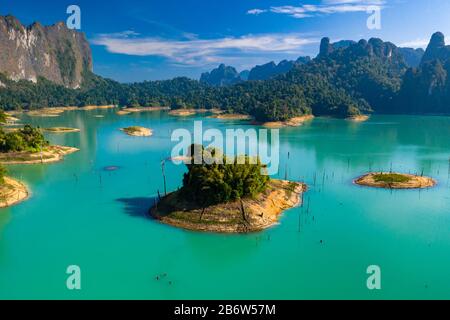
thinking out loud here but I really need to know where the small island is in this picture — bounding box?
[150,146,306,233]
[116,106,170,115]
[210,113,253,120]
[257,115,315,128]
[348,115,370,122]
[79,105,116,111]
[27,108,64,117]
[20,105,116,117]
[120,126,153,137]
[116,110,131,115]
[124,106,170,113]
[168,108,220,117]
[168,109,197,117]
[43,127,80,133]
[354,172,436,189]
[0,125,79,164]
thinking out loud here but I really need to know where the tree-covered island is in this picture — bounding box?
[150,146,306,233]
[0,124,78,165]
[354,172,436,189]
[0,118,80,207]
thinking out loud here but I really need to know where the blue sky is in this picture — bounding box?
[2,0,450,82]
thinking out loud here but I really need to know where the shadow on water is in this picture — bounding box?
[116,197,158,219]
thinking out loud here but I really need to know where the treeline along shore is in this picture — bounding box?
[1,14,450,123]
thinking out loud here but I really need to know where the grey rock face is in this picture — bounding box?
[421,32,450,65]
[200,64,242,86]
[0,15,92,88]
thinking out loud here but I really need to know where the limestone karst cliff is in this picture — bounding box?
[0,15,92,88]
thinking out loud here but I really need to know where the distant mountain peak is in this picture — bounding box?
[200,64,241,86]
[398,47,424,67]
[248,57,310,81]
[319,37,333,57]
[421,31,450,65]
[429,32,445,48]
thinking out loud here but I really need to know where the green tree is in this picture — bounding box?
[181,145,270,206]
[0,125,49,153]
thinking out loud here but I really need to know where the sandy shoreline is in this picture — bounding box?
[168,109,197,117]
[43,127,80,133]
[256,115,315,128]
[210,113,253,120]
[348,115,370,122]
[0,145,79,165]
[0,177,29,208]
[13,105,117,117]
[150,179,306,233]
[79,105,116,111]
[120,126,153,137]
[354,172,436,189]
[169,108,222,117]
[116,106,170,115]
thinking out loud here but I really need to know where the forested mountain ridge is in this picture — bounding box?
[394,32,450,114]
[247,57,311,81]
[285,37,408,115]
[199,56,312,86]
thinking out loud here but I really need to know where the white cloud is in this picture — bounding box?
[399,37,450,49]
[248,0,385,19]
[247,9,267,15]
[398,39,430,49]
[92,32,317,66]
[96,30,140,38]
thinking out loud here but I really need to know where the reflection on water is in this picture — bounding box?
[0,210,11,262]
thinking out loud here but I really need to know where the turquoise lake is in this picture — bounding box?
[0,109,449,299]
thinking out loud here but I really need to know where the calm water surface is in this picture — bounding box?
[0,110,449,299]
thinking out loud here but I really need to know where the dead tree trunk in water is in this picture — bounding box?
[161,160,167,196]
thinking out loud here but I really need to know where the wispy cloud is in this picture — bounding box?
[92,32,317,66]
[248,0,385,19]
[96,30,141,38]
[247,9,268,15]
[398,39,430,49]
[399,36,450,49]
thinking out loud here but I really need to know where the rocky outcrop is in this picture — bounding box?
[395,32,450,114]
[421,32,450,65]
[0,177,28,208]
[150,179,306,233]
[319,36,421,67]
[318,36,405,64]
[319,37,333,57]
[0,15,92,88]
